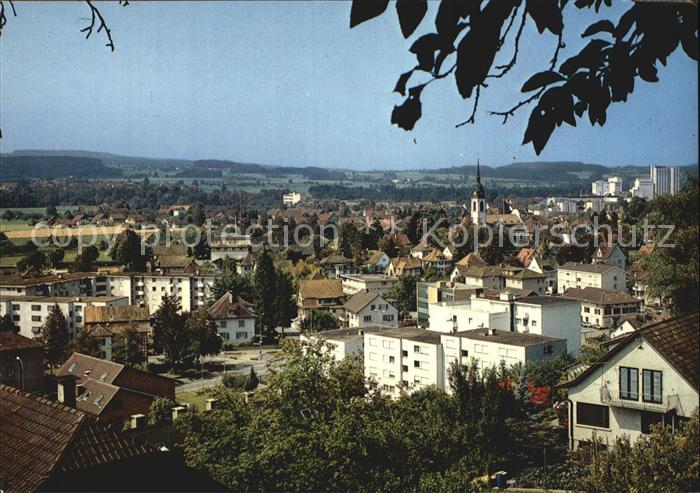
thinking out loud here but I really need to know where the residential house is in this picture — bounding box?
[563,287,642,328]
[56,353,176,426]
[207,293,256,345]
[0,332,44,392]
[450,265,504,289]
[300,327,367,362]
[557,312,699,449]
[387,256,422,277]
[319,254,355,279]
[557,262,627,294]
[297,279,346,320]
[421,249,454,276]
[340,273,398,297]
[344,291,398,328]
[83,305,151,361]
[593,244,627,271]
[410,244,433,260]
[502,265,548,295]
[454,253,487,268]
[365,250,391,273]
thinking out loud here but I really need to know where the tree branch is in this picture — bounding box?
[81,0,117,52]
[488,7,527,80]
[456,84,481,128]
[0,1,17,36]
[489,31,565,123]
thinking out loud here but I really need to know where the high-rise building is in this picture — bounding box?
[650,164,682,197]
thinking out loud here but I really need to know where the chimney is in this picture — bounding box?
[205,398,218,411]
[57,375,78,407]
[488,328,497,336]
[130,413,146,429]
[171,405,187,420]
[358,329,364,336]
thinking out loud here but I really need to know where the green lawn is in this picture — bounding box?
[0,255,22,267]
[176,389,216,411]
[0,222,33,232]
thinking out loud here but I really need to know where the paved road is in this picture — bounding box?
[175,349,283,393]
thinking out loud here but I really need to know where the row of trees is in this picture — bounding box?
[175,340,567,492]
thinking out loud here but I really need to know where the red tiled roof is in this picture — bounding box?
[0,384,150,492]
[0,331,43,352]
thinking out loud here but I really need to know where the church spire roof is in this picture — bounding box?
[472,158,485,199]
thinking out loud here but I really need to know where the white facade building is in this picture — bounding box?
[283,192,302,206]
[340,274,398,297]
[344,291,398,328]
[559,312,698,450]
[558,262,627,294]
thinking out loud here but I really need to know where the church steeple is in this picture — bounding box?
[471,157,486,225]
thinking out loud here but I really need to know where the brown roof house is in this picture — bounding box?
[207,293,257,346]
[56,353,175,427]
[0,332,44,392]
[563,286,642,328]
[297,279,346,321]
[83,305,151,362]
[557,311,699,450]
[387,256,423,278]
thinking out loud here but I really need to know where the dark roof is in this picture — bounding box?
[0,331,43,352]
[345,291,382,314]
[562,287,640,305]
[595,244,622,259]
[0,384,150,492]
[84,305,150,324]
[371,327,442,344]
[206,293,256,319]
[558,311,700,391]
[451,328,563,347]
[298,279,344,300]
[58,353,125,385]
[515,295,579,306]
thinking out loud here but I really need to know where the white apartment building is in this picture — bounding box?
[340,274,398,297]
[563,287,641,328]
[300,326,368,362]
[441,329,566,387]
[0,295,129,340]
[558,262,627,294]
[630,177,654,200]
[344,291,398,328]
[558,312,698,449]
[428,293,582,352]
[364,328,443,397]
[0,272,219,315]
[283,192,302,206]
[650,164,682,197]
[592,177,622,196]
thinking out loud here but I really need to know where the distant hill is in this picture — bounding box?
[434,161,632,182]
[0,155,122,179]
[4,149,191,169]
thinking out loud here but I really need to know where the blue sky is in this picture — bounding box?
[0,1,697,169]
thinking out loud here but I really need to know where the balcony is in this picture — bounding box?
[599,384,679,412]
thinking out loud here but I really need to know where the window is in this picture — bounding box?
[389,356,395,363]
[31,316,41,322]
[369,338,378,346]
[11,304,19,310]
[619,367,639,400]
[220,332,230,340]
[235,332,248,339]
[413,360,420,368]
[401,350,408,357]
[401,365,408,372]
[68,363,76,372]
[31,305,41,311]
[583,307,590,313]
[369,352,378,361]
[238,320,246,328]
[642,370,663,403]
[12,315,19,321]
[531,320,537,327]
[576,402,610,428]
[364,315,372,322]
[413,345,420,353]
[370,305,376,310]
[461,349,468,358]
[383,314,394,322]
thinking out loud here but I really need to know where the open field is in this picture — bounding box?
[176,389,216,411]
[1,224,164,239]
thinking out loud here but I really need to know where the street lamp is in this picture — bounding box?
[15,356,24,390]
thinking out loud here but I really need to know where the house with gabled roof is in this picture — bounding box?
[344,291,398,328]
[562,286,642,328]
[557,311,699,449]
[593,243,626,270]
[56,353,175,426]
[207,293,256,345]
[557,261,627,294]
[297,279,346,320]
[387,256,422,277]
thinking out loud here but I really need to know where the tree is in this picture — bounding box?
[0,314,18,333]
[273,269,296,331]
[192,232,211,260]
[187,310,222,360]
[70,328,102,358]
[211,271,254,302]
[190,203,206,226]
[152,296,191,369]
[338,222,360,259]
[252,250,278,340]
[41,304,69,370]
[643,179,699,313]
[46,248,65,268]
[73,244,99,271]
[378,234,399,258]
[388,276,417,319]
[45,205,58,218]
[149,396,177,426]
[299,310,339,332]
[576,412,699,493]
[112,323,146,367]
[112,229,148,271]
[17,250,46,272]
[349,0,698,155]
[245,367,259,392]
